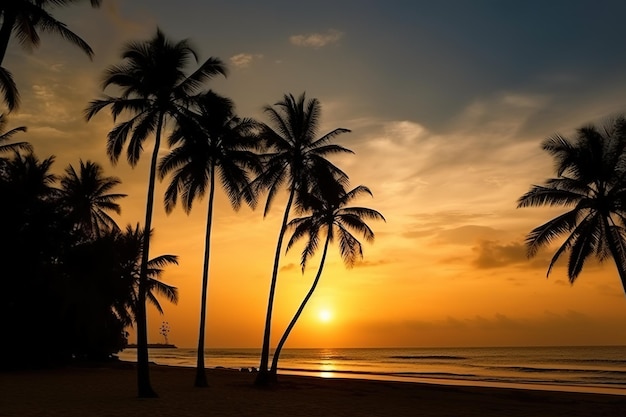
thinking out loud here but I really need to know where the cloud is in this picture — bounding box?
[280,263,297,272]
[290,29,343,48]
[472,240,529,269]
[229,53,263,69]
[437,225,505,246]
[354,258,391,268]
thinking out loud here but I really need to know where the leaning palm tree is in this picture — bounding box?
[84,28,227,397]
[517,116,626,294]
[0,0,102,111]
[0,114,29,155]
[59,160,126,240]
[253,92,353,385]
[158,91,260,387]
[269,184,384,379]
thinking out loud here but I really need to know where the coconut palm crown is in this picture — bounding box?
[59,160,126,239]
[0,1,102,111]
[517,116,626,294]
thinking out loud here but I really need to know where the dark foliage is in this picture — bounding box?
[0,151,176,370]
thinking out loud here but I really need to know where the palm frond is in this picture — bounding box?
[525,210,581,257]
[0,67,20,111]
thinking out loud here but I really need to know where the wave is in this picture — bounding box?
[489,365,626,376]
[388,355,467,360]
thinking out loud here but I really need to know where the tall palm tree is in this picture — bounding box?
[158,91,260,387]
[59,160,126,239]
[269,184,384,379]
[0,114,29,155]
[517,116,626,294]
[84,28,227,397]
[253,92,353,385]
[0,0,102,111]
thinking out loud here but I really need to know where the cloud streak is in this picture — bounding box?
[290,29,343,48]
[229,53,263,69]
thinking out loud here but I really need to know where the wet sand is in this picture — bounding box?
[1,364,625,416]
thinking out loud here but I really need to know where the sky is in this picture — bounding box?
[6,0,626,349]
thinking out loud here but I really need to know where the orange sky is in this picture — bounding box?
[5,1,626,348]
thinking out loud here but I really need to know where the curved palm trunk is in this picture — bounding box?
[195,164,216,387]
[255,188,296,386]
[0,9,16,65]
[136,112,165,398]
[269,235,331,380]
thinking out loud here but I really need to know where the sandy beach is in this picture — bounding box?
[1,364,625,417]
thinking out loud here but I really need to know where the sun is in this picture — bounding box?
[318,309,333,323]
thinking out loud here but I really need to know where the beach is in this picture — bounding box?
[2,364,625,417]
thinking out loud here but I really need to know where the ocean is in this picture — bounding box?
[117,345,626,395]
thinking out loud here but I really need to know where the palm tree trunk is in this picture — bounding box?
[269,234,330,380]
[136,112,165,398]
[0,9,16,65]
[195,164,216,387]
[255,188,296,386]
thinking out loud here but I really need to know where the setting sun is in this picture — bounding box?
[318,310,333,323]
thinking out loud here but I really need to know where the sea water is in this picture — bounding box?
[117,345,626,394]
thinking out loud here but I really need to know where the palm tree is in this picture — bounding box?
[111,224,179,327]
[253,92,353,385]
[0,151,57,200]
[269,184,384,379]
[0,114,29,155]
[64,224,178,359]
[59,160,126,239]
[84,28,227,397]
[517,116,626,294]
[0,1,102,111]
[158,91,260,387]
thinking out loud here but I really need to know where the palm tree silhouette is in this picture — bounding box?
[0,114,29,155]
[85,28,226,397]
[1,151,57,200]
[158,91,260,387]
[518,116,626,294]
[253,92,353,385]
[0,0,102,111]
[59,160,126,239]
[269,184,384,379]
[111,225,179,327]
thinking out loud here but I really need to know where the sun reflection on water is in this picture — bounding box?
[318,348,338,378]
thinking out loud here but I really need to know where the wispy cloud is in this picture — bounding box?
[229,53,263,69]
[290,29,343,48]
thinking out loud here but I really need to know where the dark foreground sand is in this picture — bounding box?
[1,364,625,417]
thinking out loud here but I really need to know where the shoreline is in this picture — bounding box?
[277,367,626,397]
[3,363,625,416]
[118,355,626,397]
